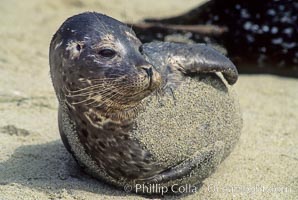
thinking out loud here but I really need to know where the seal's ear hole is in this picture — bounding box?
[98,48,116,58]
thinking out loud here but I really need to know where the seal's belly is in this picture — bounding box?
[132,75,242,167]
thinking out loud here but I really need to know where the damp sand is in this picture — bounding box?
[133,75,242,169]
[131,75,242,189]
[0,0,297,199]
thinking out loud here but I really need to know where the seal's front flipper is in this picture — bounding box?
[141,141,225,185]
[142,42,238,85]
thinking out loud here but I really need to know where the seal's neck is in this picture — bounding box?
[64,99,142,130]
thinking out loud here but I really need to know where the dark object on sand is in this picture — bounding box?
[131,0,298,76]
[49,12,242,194]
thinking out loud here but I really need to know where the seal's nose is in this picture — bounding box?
[141,65,153,87]
[142,66,153,78]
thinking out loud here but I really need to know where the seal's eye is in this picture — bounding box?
[98,49,116,58]
[76,44,81,51]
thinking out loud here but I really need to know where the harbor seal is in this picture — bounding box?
[49,12,242,194]
[134,0,298,76]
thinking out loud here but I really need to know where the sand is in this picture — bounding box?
[0,0,297,199]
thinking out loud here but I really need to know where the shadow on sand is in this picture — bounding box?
[0,140,127,197]
[0,140,192,199]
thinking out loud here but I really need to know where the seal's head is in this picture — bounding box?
[50,12,161,120]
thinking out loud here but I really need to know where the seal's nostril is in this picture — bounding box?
[139,45,144,54]
[143,67,153,78]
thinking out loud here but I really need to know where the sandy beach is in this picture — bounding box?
[0,0,297,199]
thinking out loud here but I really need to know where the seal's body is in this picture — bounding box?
[50,12,242,193]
